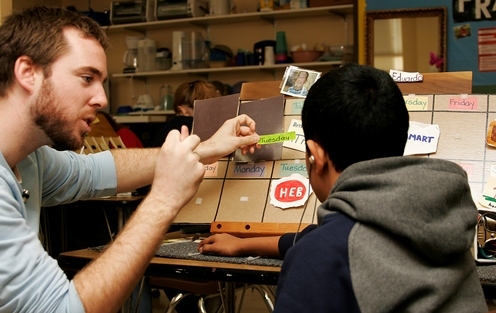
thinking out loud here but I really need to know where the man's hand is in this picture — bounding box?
[196,114,260,165]
[149,126,205,213]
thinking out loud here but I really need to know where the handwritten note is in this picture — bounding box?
[280,162,308,177]
[448,96,478,110]
[389,70,423,82]
[204,162,218,177]
[403,121,440,156]
[403,95,429,111]
[283,119,306,152]
[232,162,267,178]
[258,131,296,145]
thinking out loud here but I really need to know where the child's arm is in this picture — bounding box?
[198,233,282,258]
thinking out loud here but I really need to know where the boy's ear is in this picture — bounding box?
[306,139,327,174]
[14,56,38,94]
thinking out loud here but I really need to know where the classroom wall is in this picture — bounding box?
[366,0,496,89]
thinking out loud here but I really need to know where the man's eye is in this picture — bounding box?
[82,76,93,83]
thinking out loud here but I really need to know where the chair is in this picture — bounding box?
[149,277,275,313]
[149,277,223,313]
[79,112,127,154]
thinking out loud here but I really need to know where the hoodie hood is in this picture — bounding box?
[318,156,477,264]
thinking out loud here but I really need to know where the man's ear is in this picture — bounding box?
[306,139,327,174]
[14,56,38,94]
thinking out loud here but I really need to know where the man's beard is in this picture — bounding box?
[33,78,85,151]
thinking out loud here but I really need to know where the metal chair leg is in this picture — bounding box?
[165,292,192,313]
[198,297,207,313]
[249,285,274,312]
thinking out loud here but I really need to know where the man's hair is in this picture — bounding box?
[0,6,110,97]
[302,63,409,172]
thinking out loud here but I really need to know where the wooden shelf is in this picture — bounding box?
[103,5,354,33]
[113,61,342,78]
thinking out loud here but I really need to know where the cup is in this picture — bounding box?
[264,46,275,65]
[137,38,156,72]
[275,31,288,63]
[159,84,174,110]
[236,49,246,66]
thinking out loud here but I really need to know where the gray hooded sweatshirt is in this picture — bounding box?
[275,156,487,313]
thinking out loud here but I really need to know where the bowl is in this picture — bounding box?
[291,50,324,63]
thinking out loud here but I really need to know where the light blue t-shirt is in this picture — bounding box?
[0,146,117,312]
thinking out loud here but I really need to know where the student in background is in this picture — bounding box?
[150,80,220,147]
[97,111,144,148]
[200,63,487,312]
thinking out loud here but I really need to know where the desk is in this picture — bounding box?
[59,248,496,312]
[58,248,280,313]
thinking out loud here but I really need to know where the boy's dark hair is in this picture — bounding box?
[0,6,110,97]
[302,63,409,172]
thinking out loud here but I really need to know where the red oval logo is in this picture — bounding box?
[274,180,306,202]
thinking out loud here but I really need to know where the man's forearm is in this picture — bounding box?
[240,236,281,258]
[111,148,159,193]
[73,194,177,313]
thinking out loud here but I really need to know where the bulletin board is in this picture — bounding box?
[173,73,496,236]
[365,0,496,88]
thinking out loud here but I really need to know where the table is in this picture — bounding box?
[58,248,280,313]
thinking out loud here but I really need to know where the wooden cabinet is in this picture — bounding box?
[104,3,357,114]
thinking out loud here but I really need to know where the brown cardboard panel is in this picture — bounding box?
[397,72,472,95]
[216,180,271,222]
[272,160,308,179]
[174,180,224,223]
[192,93,240,142]
[240,81,281,101]
[408,112,433,125]
[234,96,285,162]
[263,192,318,224]
[282,147,306,160]
[225,161,274,179]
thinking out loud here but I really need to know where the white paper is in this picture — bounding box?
[269,173,312,209]
[283,119,306,152]
[389,69,424,82]
[403,121,440,156]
